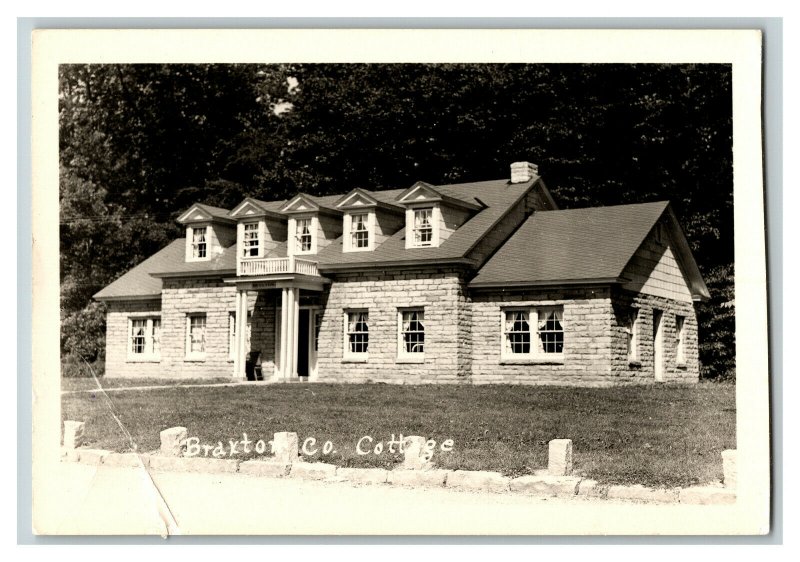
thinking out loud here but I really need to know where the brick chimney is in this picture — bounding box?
[510,161,539,184]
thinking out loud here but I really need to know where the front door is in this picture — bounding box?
[653,309,664,382]
[297,309,310,377]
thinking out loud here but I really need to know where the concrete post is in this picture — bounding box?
[272,432,300,464]
[722,449,737,488]
[401,436,431,470]
[160,427,188,457]
[63,421,85,450]
[548,438,573,476]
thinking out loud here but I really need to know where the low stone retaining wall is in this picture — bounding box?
[60,422,737,505]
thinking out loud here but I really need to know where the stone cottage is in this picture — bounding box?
[93,162,710,386]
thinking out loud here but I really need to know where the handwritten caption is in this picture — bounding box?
[183,433,454,462]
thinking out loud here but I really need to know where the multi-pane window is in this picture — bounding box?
[625,310,639,362]
[186,314,207,358]
[152,318,161,356]
[537,310,564,354]
[192,227,207,258]
[675,315,686,364]
[296,218,313,253]
[242,222,259,257]
[504,311,531,354]
[502,307,564,358]
[128,317,160,359]
[350,213,369,249]
[345,311,369,356]
[399,309,425,356]
[412,208,433,247]
[130,319,148,354]
[228,311,252,360]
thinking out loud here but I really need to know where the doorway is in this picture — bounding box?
[297,309,310,377]
[653,309,664,382]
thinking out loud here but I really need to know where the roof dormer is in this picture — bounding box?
[281,193,343,256]
[229,197,288,260]
[335,188,405,252]
[176,203,236,262]
[396,182,482,249]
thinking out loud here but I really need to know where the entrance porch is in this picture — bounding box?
[226,270,327,382]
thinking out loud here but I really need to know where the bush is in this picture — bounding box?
[697,263,735,381]
[61,301,106,362]
[61,355,105,378]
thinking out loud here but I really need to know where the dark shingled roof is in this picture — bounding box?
[316,179,531,269]
[94,177,537,297]
[194,203,235,220]
[93,240,184,300]
[469,201,670,287]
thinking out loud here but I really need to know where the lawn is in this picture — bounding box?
[61,382,735,488]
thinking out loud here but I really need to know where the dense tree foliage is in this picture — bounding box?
[59,63,734,379]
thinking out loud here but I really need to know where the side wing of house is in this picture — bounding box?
[468,202,709,386]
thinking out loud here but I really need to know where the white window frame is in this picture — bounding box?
[127,316,161,361]
[228,311,252,361]
[397,308,425,363]
[626,309,639,363]
[294,216,316,255]
[191,226,208,260]
[500,306,565,362]
[675,315,687,365]
[343,310,369,362]
[411,207,434,247]
[185,313,207,360]
[345,212,373,252]
[242,222,260,258]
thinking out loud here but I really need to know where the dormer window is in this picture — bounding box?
[343,212,375,252]
[296,218,314,253]
[412,208,434,247]
[191,227,207,259]
[351,214,369,248]
[242,222,260,257]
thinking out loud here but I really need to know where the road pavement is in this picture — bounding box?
[33,461,710,536]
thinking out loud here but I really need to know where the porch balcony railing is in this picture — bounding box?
[237,256,320,277]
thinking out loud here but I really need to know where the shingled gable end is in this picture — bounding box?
[94,162,708,385]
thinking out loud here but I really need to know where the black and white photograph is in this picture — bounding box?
[29,28,769,537]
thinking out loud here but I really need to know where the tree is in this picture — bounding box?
[59,63,735,379]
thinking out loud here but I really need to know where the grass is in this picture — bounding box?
[61,382,735,488]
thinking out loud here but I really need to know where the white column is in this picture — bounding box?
[232,290,242,378]
[290,287,297,381]
[292,287,301,377]
[237,289,249,379]
[280,287,289,380]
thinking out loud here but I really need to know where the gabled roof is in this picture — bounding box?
[229,197,285,220]
[469,201,709,300]
[397,181,483,211]
[177,203,235,225]
[335,188,404,213]
[280,193,341,216]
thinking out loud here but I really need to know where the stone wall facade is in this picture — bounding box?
[469,286,699,385]
[104,299,164,378]
[314,268,471,383]
[610,287,700,383]
[470,287,616,386]
[104,279,277,379]
[104,276,699,385]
